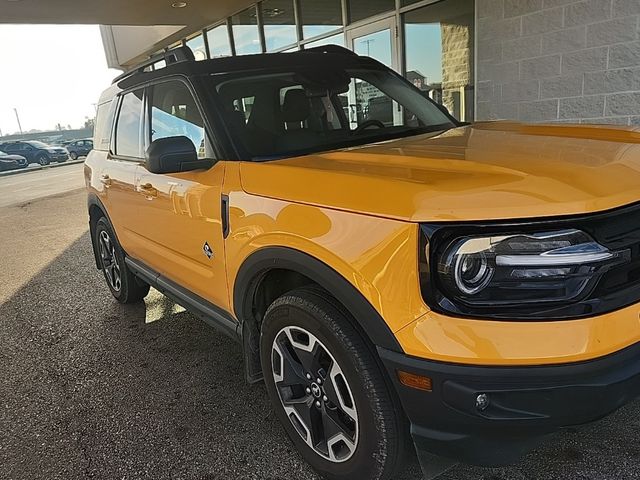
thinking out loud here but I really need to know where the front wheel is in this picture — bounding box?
[94,217,149,303]
[260,287,409,480]
[36,154,50,166]
[69,152,78,160]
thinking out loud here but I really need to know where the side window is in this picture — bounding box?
[94,100,116,151]
[115,90,144,158]
[348,78,394,129]
[149,81,208,159]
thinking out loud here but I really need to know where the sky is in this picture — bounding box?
[0,25,121,135]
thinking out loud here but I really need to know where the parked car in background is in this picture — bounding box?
[65,139,93,160]
[0,150,28,171]
[0,140,69,165]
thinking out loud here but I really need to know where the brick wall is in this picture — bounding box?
[476,0,640,124]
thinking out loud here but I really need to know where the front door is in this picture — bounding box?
[134,79,229,311]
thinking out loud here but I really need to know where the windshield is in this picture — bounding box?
[28,141,50,148]
[211,66,456,160]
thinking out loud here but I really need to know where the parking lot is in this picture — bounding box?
[1,163,640,480]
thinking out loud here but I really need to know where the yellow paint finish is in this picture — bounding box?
[395,305,640,365]
[223,163,428,332]
[240,122,640,222]
[134,162,230,311]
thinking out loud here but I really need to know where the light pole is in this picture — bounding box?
[14,108,23,135]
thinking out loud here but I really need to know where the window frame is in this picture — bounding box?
[112,88,146,161]
[143,75,218,161]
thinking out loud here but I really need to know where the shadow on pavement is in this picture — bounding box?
[1,232,639,480]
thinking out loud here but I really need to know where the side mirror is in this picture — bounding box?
[145,136,211,174]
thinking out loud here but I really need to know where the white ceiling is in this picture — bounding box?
[0,0,253,26]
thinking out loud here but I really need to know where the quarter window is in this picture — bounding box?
[149,81,208,158]
[115,90,144,157]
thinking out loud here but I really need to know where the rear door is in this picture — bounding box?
[99,89,146,253]
[134,79,229,309]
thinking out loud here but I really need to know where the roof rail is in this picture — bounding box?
[112,46,195,85]
[302,45,358,56]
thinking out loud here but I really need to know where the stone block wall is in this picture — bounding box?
[476,0,640,124]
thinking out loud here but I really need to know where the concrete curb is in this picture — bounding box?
[0,159,85,178]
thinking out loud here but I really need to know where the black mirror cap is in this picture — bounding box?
[145,136,199,174]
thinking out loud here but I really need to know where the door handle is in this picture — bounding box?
[139,182,158,198]
[99,173,111,186]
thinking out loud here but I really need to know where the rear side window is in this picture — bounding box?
[115,90,144,158]
[94,100,116,151]
[149,80,208,158]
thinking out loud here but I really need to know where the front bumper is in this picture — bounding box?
[378,342,640,466]
[49,153,69,161]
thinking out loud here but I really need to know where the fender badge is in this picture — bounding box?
[203,242,214,259]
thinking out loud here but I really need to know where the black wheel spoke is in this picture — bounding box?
[271,326,359,463]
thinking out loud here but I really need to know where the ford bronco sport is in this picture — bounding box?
[86,46,640,480]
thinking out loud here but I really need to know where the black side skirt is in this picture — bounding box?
[125,256,240,341]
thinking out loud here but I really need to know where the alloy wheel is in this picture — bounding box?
[98,230,121,292]
[271,326,358,463]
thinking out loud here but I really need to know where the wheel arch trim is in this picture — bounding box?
[233,246,404,355]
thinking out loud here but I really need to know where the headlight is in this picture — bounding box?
[421,223,633,319]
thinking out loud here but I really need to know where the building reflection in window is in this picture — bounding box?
[262,0,297,51]
[404,0,474,121]
[300,0,343,39]
[186,33,207,61]
[207,24,232,58]
[232,6,262,55]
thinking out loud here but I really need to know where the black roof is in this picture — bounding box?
[116,45,382,90]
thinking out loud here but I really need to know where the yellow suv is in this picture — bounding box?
[86,46,640,480]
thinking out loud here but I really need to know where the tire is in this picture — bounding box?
[260,287,409,480]
[36,154,50,166]
[69,152,78,160]
[94,217,150,304]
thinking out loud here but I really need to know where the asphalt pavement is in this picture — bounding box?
[0,162,85,208]
[1,185,640,479]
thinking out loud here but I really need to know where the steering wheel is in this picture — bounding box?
[353,119,385,134]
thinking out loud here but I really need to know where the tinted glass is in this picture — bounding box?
[94,100,116,151]
[115,90,143,157]
[150,81,207,158]
[300,0,342,39]
[213,66,454,159]
[348,0,394,23]
[186,33,207,61]
[404,0,475,121]
[262,0,297,51]
[353,29,392,66]
[207,24,232,58]
[232,7,262,55]
[305,33,345,48]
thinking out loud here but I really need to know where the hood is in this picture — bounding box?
[239,122,640,222]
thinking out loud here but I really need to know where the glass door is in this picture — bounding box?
[345,17,402,128]
[346,17,399,72]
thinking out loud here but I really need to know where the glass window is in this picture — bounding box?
[262,0,297,51]
[300,0,343,39]
[207,24,232,58]
[353,29,392,66]
[149,81,207,158]
[305,33,345,49]
[94,100,116,151]
[404,0,475,121]
[115,91,143,157]
[232,6,262,55]
[212,65,454,159]
[186,33,207,61]
[348,0,395,23]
